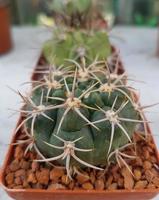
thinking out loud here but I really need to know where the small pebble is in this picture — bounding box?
[147,183,156,189]
[134,181,148,189]
[90,172,96,184]
[36,169,50,185]
[121,167,134,190]
[143,150,150,160]
[5,173,14,185]
[82,182,94,190]
[14,146,24,160]
[20,160,30,170]
[106,175,113,188]
[95,179,105,190]
[48,183,66,190]
[143,161,152,170]
[50,168,65,181]
[15,169,26,178]
[134,157,143,167]
[27,172,37,184]
[134,169,142,181]
[145,170,154,183]
[68,181,75,190]
[152,177,159,188]
[76,173,90,184]
[108,183,118,190]
[23,180,31,189]
[150,156,157,164]
[31,162,40,172]
[117,177,124,188]
[61,175,71,185]
[15,177,22,185]
[9,160,20,172]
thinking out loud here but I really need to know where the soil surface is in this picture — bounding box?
[4,132,159,190]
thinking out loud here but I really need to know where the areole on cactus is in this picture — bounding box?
[12,54,150,179]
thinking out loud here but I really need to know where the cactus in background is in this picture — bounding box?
[42,0,111,66]
[43,29,112,66]
[14,56,147,178]
[48,0,107,29]
[51,0,91,15]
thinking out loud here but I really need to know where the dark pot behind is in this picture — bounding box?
[0,2,12,54]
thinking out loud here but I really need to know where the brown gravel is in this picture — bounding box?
[121,167,134,190]
[4,132,159,190]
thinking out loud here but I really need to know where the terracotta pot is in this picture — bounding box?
[0,2,12,54]
[0,115,159,200]
[1,54,159,200]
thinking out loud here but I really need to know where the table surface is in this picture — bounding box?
[0,26,159,200]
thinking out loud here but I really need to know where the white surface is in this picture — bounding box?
[0,26,159,200]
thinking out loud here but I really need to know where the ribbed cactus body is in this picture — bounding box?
[43,31,111,66]
[24,71,139,170]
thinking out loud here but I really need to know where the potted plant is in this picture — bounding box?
[0,0,12,54]
[1,1,159,200]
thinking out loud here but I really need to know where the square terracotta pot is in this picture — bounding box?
[1,53,159,200]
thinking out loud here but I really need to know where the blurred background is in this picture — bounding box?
[9,0,159,27]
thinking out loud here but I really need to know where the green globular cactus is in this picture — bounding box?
[15,57,146,178]
[43,29,112,66]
